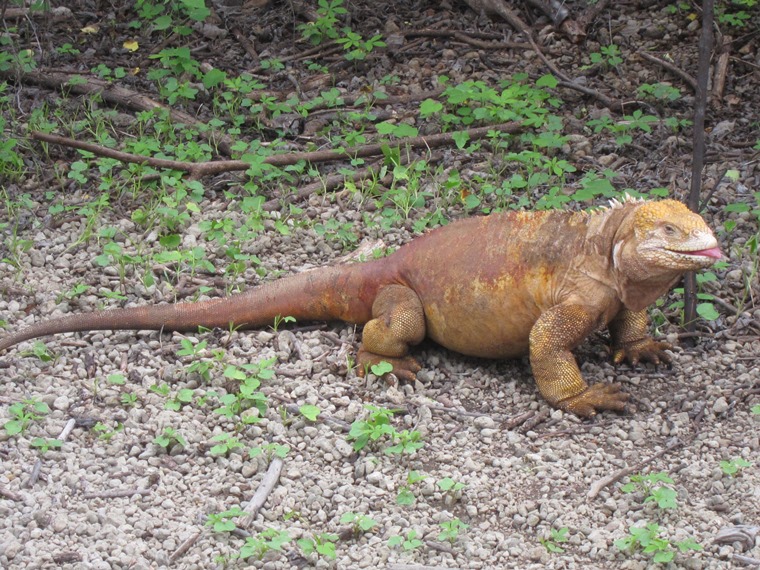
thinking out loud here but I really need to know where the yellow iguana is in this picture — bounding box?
[0,197,721,417]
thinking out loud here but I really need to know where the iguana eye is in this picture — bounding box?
[663,224,677,235]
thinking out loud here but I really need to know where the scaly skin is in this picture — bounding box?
[0,198,721,417]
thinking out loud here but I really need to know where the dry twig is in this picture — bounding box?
[240,456,284,527]
[32,121,524,181]
[588,439,684,499]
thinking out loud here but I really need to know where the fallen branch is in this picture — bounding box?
[587,439,684,499]
[638,51,698,92]
[32,121,524,180]
[240,456,284,527]
[169,530,203,564]
[82,488,152,499]
[404,29,535,52]
[25,418,76,488]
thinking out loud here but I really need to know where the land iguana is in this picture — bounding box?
[0,197,721,417]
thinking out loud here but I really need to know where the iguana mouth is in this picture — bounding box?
[676,247,722,259]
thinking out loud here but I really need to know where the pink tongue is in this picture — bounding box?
[688,247,722,259]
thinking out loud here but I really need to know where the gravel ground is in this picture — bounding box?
[1,1,759,569]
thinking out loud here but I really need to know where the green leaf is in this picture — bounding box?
[223,365,247,380]
[299,404,321,421]
[653,551,675,563]
[202,68,226,88]
[696,302,720,321]
[419,98,443,117]
[536,74,558,88]
[159,234,181,248]
[153,15,172,30]
[650,487,678,509]
[452,131,470,149]
[4,420,23,435]
[375,121,396,135]
[393,123,418,137]
[370,361,393,375]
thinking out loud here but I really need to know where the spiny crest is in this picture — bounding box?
[586,192,644,217]
[607,193,645,210]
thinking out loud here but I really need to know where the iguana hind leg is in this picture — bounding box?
[530,304,628,417]
[357,285,426,382]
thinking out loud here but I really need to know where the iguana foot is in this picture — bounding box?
[356,349,421,382]
[557,383,628,418]
[613,338,672,367]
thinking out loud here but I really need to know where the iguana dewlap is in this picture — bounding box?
[0,198,721,417]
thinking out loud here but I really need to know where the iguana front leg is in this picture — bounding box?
[608,309,672,366]
[529,304,628,417]
[357,285,426,381]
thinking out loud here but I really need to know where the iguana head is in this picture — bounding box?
[628,200,721,271]
[607,199,721,310]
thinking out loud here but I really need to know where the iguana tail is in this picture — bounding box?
[0,262,393,353]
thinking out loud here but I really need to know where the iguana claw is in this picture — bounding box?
[613,338,673,367]
[558,383,629,418]
[356,349,421,383]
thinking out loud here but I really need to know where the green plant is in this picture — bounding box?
[249,443,290,461]
[20,341,54,362]
[335,30,386,61]
[165,388,195,411]
[214,359,274,424]
[271,314,296,332]
[0,114,23,181]
[397,470,427,505]
[313,218,358,247]
[388,529,423,551]
[637,82,682,102]
[667,269,722,323]
[717,0,757,27]
[297,532,338,560]
[438,518,468,543]
[340,512,378,535]
[384,429,425,455]
[209,433,244,456]
[540,527,569,553]
[206,506,246,533]
[131,0,211,36]
[437,477,467,495]
[153,427,187,449]
[615,523,702,563]
[121,392,139,407]
[586,110,658,146]
[621,472,678,509]
[239,528,291,560]
[4,398,50,436]
[347,405,399,451]
[92,422,124,442]
[586,43,623,68]
[299,404,321,421]
[299,0,347,44]
[30,437,63,454]
[719,457,752,477]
